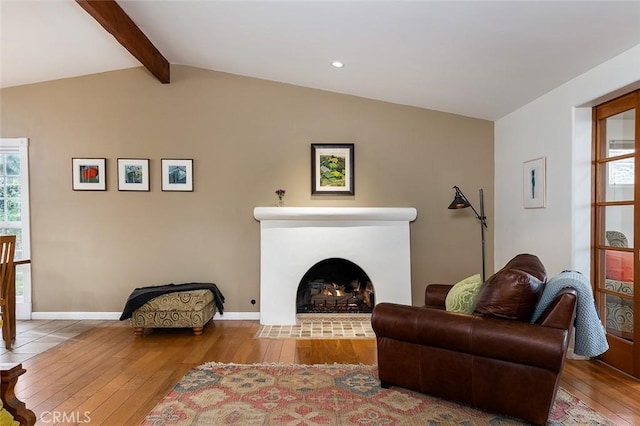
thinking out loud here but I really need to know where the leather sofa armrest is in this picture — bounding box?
[424,284,453,308]
[534,288,578,330]
[372,302,570,372]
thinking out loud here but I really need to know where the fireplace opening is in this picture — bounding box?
[296,258,375,314]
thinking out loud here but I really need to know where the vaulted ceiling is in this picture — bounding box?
[2,1,639,120]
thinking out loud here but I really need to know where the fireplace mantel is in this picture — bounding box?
[254,207,418,222]
[254,207,417,325]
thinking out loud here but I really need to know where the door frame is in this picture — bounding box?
[592,90,640,377]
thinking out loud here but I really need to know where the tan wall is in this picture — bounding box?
[0,65,494,314]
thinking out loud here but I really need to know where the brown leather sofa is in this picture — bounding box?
[371,254,578,426]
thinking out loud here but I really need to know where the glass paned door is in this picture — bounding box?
[594,91,639,377]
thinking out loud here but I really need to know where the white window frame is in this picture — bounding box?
[0,138,31,319]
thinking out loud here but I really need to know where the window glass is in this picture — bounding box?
[0,149,27,297]
[608,149,634,186]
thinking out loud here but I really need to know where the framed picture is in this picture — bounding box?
[118,158,150,191]
[311,143,355,195]
[72,158,106,191]
[161,159,193,192]
[523,157,546,208]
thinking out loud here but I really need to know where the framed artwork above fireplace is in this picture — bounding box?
[311,143,354,195]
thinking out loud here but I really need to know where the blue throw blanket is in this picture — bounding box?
[531,270,608,358]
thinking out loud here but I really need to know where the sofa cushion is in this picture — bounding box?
[502,253,546,282]
[445,273,483,313]
[473,269,544,321]
[605,250,634,282]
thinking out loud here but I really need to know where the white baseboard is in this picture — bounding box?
[216,312,260,320]
[30,311,261,321]
[32,312,122,320]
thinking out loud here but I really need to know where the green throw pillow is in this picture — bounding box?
[0,398,19,426]
[445,273,483,313]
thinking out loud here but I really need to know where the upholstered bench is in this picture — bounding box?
[130,289,215,336]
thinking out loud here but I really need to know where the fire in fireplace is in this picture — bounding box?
[296,258,375,314]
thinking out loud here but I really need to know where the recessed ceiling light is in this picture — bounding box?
[331,61,344,68]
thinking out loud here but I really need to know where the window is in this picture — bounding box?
[0,138,31,307]
[609,140,635,185]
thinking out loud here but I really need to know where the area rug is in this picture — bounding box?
[142,363,612,425]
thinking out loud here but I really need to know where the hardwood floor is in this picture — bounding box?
[10,319,640,425]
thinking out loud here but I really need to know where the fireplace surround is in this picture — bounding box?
[254,207,417,325]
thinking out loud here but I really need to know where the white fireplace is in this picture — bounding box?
[254,207,417,325]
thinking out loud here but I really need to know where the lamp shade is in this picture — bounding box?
[448,187,471,209]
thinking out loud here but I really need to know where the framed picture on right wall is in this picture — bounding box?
[523,156,546,208]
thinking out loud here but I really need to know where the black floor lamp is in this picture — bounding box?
[448,185,488,282]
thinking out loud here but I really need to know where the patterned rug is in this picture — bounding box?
[142,363,612,425]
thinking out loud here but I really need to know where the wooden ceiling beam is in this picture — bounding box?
[76,0,170,84]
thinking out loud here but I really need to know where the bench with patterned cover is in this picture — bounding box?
[130,289,215,335]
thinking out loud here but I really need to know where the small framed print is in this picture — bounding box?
[311,143,355,195]
[161,159,193,192]
[118,158,150,191]
[72,158,106,191]
[523,156,546,209]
